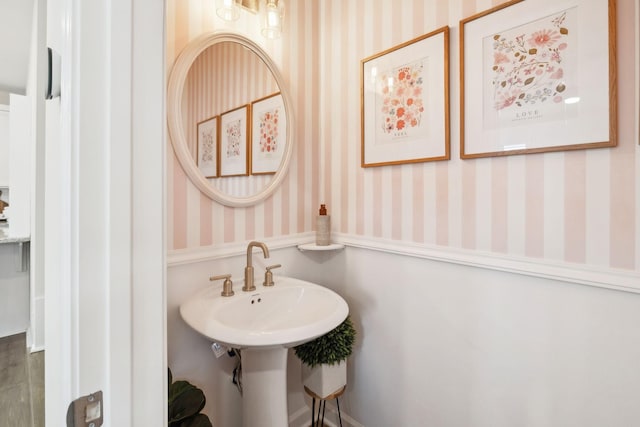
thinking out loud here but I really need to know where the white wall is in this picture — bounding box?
[168,242,640,427]
[332,247,640,427]
[8,94,31,237]
[0,106,9,186]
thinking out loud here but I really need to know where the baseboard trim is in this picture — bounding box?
[288,405,311,427]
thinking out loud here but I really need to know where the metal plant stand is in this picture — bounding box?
[304,385,346,427]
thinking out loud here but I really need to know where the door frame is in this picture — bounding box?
[45,0,167,425]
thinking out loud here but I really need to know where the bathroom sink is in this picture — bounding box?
[180,276,348,349]
[181,275,349,426]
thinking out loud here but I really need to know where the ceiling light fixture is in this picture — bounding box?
[261,0,285,39]
[216,0,284,39]
[216,0,240,21]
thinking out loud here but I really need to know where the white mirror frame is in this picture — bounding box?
[167,32,294,207]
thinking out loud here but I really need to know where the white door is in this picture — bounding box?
[44,0,166,425]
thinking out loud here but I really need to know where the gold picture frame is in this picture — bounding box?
[460,0,617,158]
[361,26,450,167]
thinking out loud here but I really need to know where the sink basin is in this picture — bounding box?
[180,276,349,426]
[180,276,349,348]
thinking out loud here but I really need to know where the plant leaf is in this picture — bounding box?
[169,380,195,404]
[167,370,212,427]
[169,381,206,423]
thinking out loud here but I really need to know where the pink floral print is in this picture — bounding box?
[490,11,570,111]
[258,108,279,154]
[200,129,215,163]
[225,119,242,158]
[379,60,425,136]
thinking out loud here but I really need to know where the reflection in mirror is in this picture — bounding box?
[168,32,294,207]
[184,41,279,195]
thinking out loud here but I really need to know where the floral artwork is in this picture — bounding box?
[199,128,215,164]
[361,27,449,167]
[196,116,218,178]
[484,8,577,127]
[225,119,242,158]
[378,60,426,139]
[220,106,248,177]
[258,107,280,154]
[251,93,286,174]
[461,0,615,158]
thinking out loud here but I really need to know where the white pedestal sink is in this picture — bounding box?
[180,276,349,427]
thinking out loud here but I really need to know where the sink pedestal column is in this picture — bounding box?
[241,347,288,427]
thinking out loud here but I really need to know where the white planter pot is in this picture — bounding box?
[301,361,347,398]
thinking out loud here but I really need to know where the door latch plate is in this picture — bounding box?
[66,390,103,427]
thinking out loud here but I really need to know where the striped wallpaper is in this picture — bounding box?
[167,0,638,272]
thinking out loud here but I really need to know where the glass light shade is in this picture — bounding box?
[261,0,284,39]
[217,0,240,21]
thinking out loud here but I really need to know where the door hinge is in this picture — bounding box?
[66,390,103,427]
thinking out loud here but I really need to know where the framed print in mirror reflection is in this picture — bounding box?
[251,92,286,175]
[196,115,219,178]
[220,105,250,177]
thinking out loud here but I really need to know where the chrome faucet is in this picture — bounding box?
[244,241,270,292]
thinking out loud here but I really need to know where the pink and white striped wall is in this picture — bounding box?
[167,0,638,273]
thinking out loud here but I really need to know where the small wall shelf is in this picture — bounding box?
[297,243,345,252]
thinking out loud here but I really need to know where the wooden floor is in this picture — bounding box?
[0,333,44,427]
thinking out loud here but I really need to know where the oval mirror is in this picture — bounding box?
[167,32,294,207]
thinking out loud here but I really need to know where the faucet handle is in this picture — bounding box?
[263,264,282,287]
[210,274,234,297]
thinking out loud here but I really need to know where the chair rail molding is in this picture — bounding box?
[168,232,640,294]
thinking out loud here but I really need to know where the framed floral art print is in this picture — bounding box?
[219,105,249,177]
[251,92,286,175]
[361,26,450,167]
[196,115,219,178]
[460,0,617,158]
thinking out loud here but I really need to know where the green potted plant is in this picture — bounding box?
[293,316,356,398]
[168,368,213,427]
